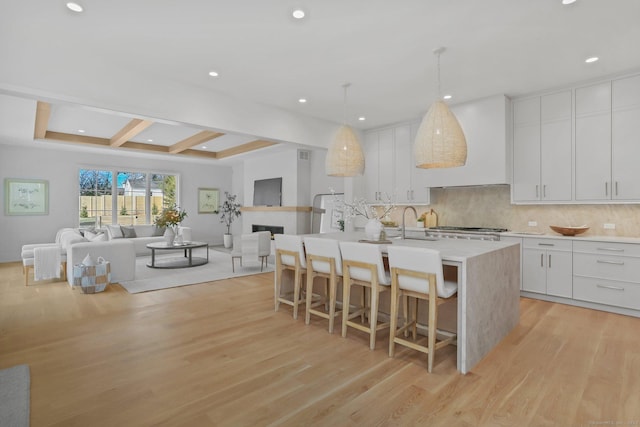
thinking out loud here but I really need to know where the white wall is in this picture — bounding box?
[0,144,233,262]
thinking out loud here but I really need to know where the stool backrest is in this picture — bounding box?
[387,246,445,296]
[274,234,306,269]
[303,237,342,276]
[339,241,389,285]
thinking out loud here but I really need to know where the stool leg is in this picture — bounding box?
[428,296,437,373]
[341,276,351,338]
[369,283,379,350]
[328,275,337,334]
[305,272,314,325]
[389,281,399,357]
[292,268,301,320]
[24,265,30,287]
[412,297,419,340]
[275,263,282,312]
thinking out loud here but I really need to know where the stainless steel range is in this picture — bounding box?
[425,226,509,241]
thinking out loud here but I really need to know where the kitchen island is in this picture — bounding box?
[281,232,520,374]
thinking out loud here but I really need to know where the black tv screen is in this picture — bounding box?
[253,177,282,206]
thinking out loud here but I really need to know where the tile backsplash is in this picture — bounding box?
[383,185,640,238]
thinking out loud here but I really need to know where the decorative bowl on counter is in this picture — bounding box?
[549,225,589,236]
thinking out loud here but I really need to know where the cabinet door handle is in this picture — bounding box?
[597,284,625,291]
[407,190,410,200]
[605,182,608,196]
[548,254,551,268]
[411,190,414,200]
[540,253,544,267]
[538,243,555,247]
[535,185,539,198]
[597,247,624,252]
[543,184,547,198]
[596,260,625,266]
[615,181,619,196]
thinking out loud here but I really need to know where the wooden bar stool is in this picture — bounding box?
[387,245,458,372]
[274,234,307,319]
[303,237,343,334]
[339,241,391,350]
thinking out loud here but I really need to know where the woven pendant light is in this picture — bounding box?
[325,83,365,177]
[414,47,467,169]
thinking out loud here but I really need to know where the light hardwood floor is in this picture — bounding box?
[2,261,640,426]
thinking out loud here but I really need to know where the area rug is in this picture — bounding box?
[0,364,30,427]
[119,247,274,294]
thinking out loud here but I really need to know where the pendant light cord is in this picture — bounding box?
[342,82,351,125]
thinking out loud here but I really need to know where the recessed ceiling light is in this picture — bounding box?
[292,9,305,19]
[201,146,207,149]
[443,94,452,100]
[147,139,153,142]
[208,71,219,77]
[298,98,307,103]
[78,129,85,133]
[66,2,83,12]
[562,0,577,5]
[358,117,366,121]
[585,56,599,63]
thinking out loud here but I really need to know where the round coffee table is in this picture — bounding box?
[146,241,209,269]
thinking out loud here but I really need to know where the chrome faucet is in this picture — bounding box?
[401,206,418,240]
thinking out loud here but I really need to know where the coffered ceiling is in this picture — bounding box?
[1,1,639,162]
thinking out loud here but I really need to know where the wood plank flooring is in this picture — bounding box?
[2,261,640,426]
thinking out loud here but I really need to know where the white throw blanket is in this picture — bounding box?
[33,246,61,281]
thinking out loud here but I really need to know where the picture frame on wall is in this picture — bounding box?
[4,178,49,215]
[198,188,219,214]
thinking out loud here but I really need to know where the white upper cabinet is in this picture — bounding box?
[363,128,394,203]
[575,81,612,201]
[612,74,640,200]
[575,75,640,201]
[361,123,430,205]
[394,123,430,204]
[513,91,572,203]
[513,97,542,202]
[419,95,510,187]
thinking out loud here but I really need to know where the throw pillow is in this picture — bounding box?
[152,225,165,237]
[85,231,107,242]
[106,225,124,239]
[121,226,137,238]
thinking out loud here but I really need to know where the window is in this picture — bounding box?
[79,169,112,228]
[79,169,179,227]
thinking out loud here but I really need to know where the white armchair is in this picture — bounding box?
[231,231,271,272]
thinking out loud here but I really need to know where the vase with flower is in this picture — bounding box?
[340,194,396,240]
[154,204,188,246]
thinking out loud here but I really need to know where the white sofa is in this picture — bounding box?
[102,224,191,256]
[22,225,192,287]
[66,239,136,286]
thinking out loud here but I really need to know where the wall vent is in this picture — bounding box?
[298,150,310,161]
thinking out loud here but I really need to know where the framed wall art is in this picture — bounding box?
[198,188,219,214]
[4,178,49,215]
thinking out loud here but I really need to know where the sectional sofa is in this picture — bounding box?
[23,225,191,287]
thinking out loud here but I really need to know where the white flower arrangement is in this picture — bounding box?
[331,189,396,222]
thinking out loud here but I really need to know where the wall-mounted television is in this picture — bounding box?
[253,177,282,207]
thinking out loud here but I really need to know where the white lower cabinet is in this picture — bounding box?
[522,238,572,297]
[573,240,640,310]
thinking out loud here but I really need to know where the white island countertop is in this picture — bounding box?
[304,231,521,373]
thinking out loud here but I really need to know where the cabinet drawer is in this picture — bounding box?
[573,240,640,257]
[573,276,640,310]
[523,238,572,251]
[573,252,640,283]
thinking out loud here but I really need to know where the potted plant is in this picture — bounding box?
[219,192,242,248]
[154,204,187,246]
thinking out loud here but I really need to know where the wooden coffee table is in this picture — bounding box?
[146,241,209,269]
